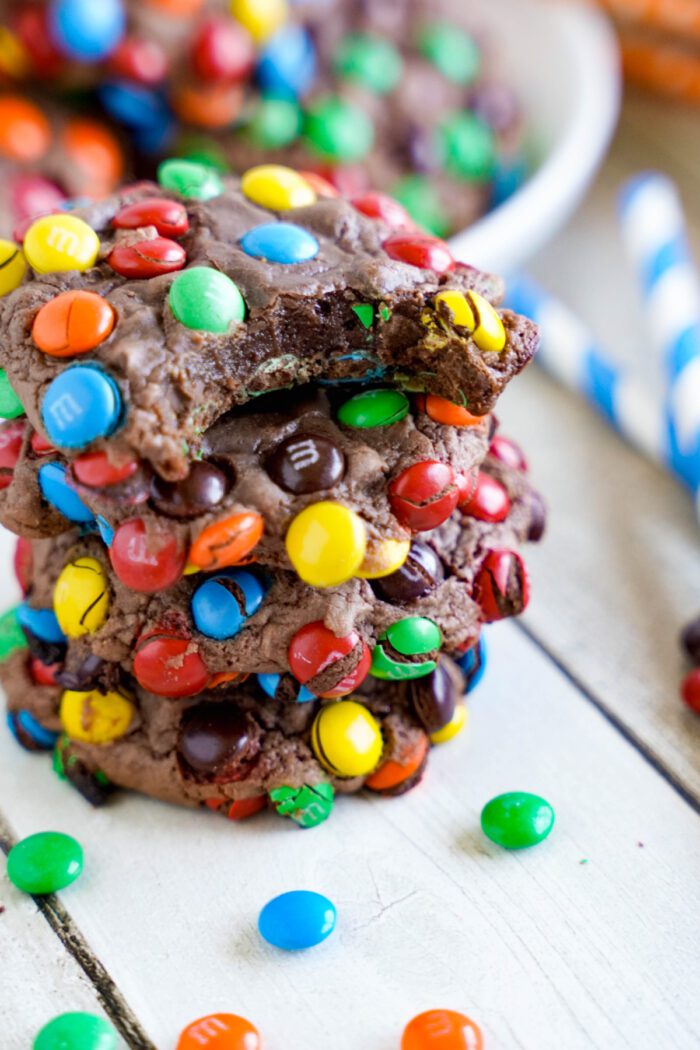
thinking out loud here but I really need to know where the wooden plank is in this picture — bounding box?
[0,622,698,1050]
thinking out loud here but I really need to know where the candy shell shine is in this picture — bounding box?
[41,365,122,449]
[24,214,100,274]
[241,164,316,211]
[429,702,467,744]
[311,699,383,777]
[7,831,83,895]
[60,688,134,744]
[169,266,245,332]
[176,1013,260,1050]
[240,222,319,264]
[286,501,366,588]
[38,462,95,523]
[481,791,555,849]
[0,239,26,296]
[33,1012,116,1050]
[53,556,109,638]
[229,0,288,43]
[258,889,336,951]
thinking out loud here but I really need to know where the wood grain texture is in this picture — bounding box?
[1,623,698,1050]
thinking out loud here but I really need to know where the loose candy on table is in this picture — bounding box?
[23,214,100,274]
[7,830,83,894]
[365,732,429,794]
[311,700,383,777]
[133,629,209,697]
[0,239,26,296]
[337,388,409,428]
[429,701,467,744]
[38,462,95,523]
[288,620,371,698]
[285,500,366,587]
[169,266,246,332]
[481,791,555,849]
[241,164,316,211]
[151,460,231,518]
[304,95,374,164]
[206,795,267,821]
[178,702,259,781]
[7,709,59,752]
[240,222,320,264]
[474,549,530,622]
[459,470,510,522]
[32,290,116,357]
[191,568,266,640]
[389,461,460,531]
[258,890,336,951]
[53,556,109,638]
[158,158,224,201]
[41,365,122,449]
[0,368,23,419]
[269,782,335,828]
[257,672,314,703]
[176,1013,261,1050]
[188,511,264,571]
[401,1007,483,1050]
[108,237,186,278]
[60,688,134,743]
[109,518,186,592]
[33,1011,116,1050]
[265,432,345,493]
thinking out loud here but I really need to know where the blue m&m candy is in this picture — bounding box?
[38,462,94,524]
[96,516,115,547]
[456,635,487,694]
[258,673,314,703]
[258,890,336,951]
[49,0,125,61]
[7,710,60,751]
[98,81,170,134]
[16,603,66,644]
[41,365,122,450]
[257,25,317,98]
[240,223,319,264]
[191,569,266,641]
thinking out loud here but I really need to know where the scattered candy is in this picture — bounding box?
[49,0,125,61]
[681,668,700,714]
[191,569,266,640]
[16,602,66,646]
[265,432,345,493]
[99,81,171,142]
[286,500,366,587]
[257,24,316,97]
[247,96,302,148]
[401,1008,483,1050]
[151,460,230,517]
[53,557,109,638]
[311,699,383,777]
[33,1011,116,1050]
[188,511,264,571]
[108,237,186,279]
[304,95,374,163]
[110,35,169,85]
[365,733,429,794]
[178,702,259,780]
[133,628,209,697]
[357,537,410,579]
[176,1013,260,1050]
[335,32,402,94]
[474,549,530,621]
[23,214,100,274]
[240,222,319,264]
[0,96,51,161]
[269,782,334,828]
[7,830,83,894]
[109,518,186,592]
[7,710,59,752]
[158,158,223,201]
[191,17,255,83]
[438,111,495,182]
[241,164,316,211]
[41,365,122,449]
[429,702,467,744]
[169,266,246,332]
[383,233,454,274]
[258,890,336,951]
[0,239,26,296]
[389,461,460,531]
[372,541,445,602]
[459,471,510,522]
[230,0,288,44]
[0,368,23,419]
[482,791,555,849]
[338,388,409,428]
[288,620,370,698]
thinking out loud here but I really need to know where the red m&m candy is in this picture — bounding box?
[110,519,186,592]
[401,1008,483,1050]
[190,16,255,82]
[29,657,61,686]
[383,233,455,274]
[351,192,414,229]
[474,549,530,622]
[205,795,267,820]
[389,461,460,531]
[488,434,528,472]
[110,37,169,84]
[72,451,140,489]
[133,628,210,698]
[289,621,371,698]
[14,536,32,593]
[681,668,700,715]
[459,471,510,523]
[297,171,339,198]
[30,432,56,456]
[112,198,190,238]
[108,238,186,279]
[0,419,25,489]
[10,175,65,226]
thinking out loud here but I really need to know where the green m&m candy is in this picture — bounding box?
[270,783,335,828]
[385,616,442,655]
[481,791,555,849]
[304,96,374,163]
[338,388,409,428]
[248,97,303,149]
[158,158,223,201]
[169,267,246,333]
[33,1012,116,1050]
[418,22,481,85]
[0,368,23,419]
[391,174,450,237]
[7,830,83,894]
[0,605,28,660]
[438,112,496,181]
[334,32,403,94]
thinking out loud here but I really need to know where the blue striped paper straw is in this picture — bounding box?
[618,172,700,481]
[506,275,700,512]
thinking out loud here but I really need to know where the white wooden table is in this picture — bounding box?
[2,92,700,1049]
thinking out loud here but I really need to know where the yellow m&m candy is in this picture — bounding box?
[0,240,26,296]
[241,165,316,211]
[357,538,410,579]
[311,700,383,777]
[60,688,134,744]
[54,557,109,638]
[430,702,468,744]
[435,289,476,330]
[286,501,366,588]
[24,214,100,275]
[466,291,506,353]
[230,0,288,42]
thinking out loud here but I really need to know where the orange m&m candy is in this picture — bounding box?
[0,96,51,162]
[147,0,205,14]
[171,81,244,128]
[189,511,264,571]
[32,291,116,358]
[366,733,429,793]
[176,1012,261,1049]
[402,1009,483,1050]
[61,120,124,195]
[423,395,484,428]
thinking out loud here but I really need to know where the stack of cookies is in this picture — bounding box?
[0,161,543,827]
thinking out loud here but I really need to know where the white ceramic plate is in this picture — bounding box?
[449,0,621,274]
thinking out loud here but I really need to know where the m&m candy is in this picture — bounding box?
[61,118,124,195]
[0,96,50,161]
[113,198,189,238]
[351,192,414,229]
[240,222,319,264]
[371,617,441,681]
[456,636,487,694]
[338,389,409,428]
[49,0,125,61]
[157,158,223,201]
[311,700,383,777]
[410,661,459,734]
[32,290,116,357]
[265,433,345,494]
[462,291,506,353]
[488,433,528,472]
[190,15,254,83]
[0,368,23,419]
[7,831,83,895]
[177,702,260,781]
[41,365,122,449]
[23,214,100,274]
[304,95,374,164]
[241,165,316,211]
[247,97,303,148]
[108,237,186,279]
[169,267,246,332]
[99,81,172,140]
[257,24,316,97]
[401,1008,483,1050]
[33,1012,116,1050]
[72,451,140,490]
[0,239,26,296]
[373,541,444,602]
[681,668,700,714]
[60,687,134,743]
[176,1014,260,1050]
[110,35,169,84]
[481,791,555,849]
[438,111,495,182]
[38,462,95,523]
[257,672,314,704]
[188,511,264,571]
[206,796,267,821]
[258,890,336,951]
[109,518,186,592]
[419,21,481,83]
[16,603,66,645]
[422,393,483,428]
[285,501,366,588]
[335,32,403,94]
[389,461,460,531]
[474,549,530,621]
[383,233,455,274]
[150,460,230,518]
[53,557,109,638]
[0,419,24,489]
[269,782,334,828]
[7,709,59,752]
[365,733,429,795]
[459,471,510,522]
[356,537,410,579]
[288,621,371,698]
[133,628,209,697]
[229,0,288,44]
[191,569,266,640]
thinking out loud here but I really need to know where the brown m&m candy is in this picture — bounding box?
[177,702,261,782]
[150,461,231,519]
[373,541,444,603]
[409,659,461,734]
[265,432,346,494]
